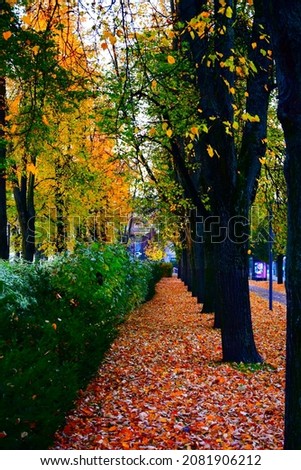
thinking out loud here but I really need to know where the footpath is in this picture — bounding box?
[52,277,285,450]
[249,281,286,305]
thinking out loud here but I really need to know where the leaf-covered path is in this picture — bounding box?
[52,277,285,450]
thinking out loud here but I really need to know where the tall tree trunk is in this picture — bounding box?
[54,158,67,253]
[190,209,205,303]
[202,234,217,314]
[187,210,205,302]
[0,77,9,259]
[277,254,284,285]
[13,167,36,262]
[25,171,35,261]
[178,0,270,363]
[265,0,301,449]
[192,238,205,304]
[217,210,262,362]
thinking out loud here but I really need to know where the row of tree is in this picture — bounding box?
[0,0,131,261]
[93,0,300,449]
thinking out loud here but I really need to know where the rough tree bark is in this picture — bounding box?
[265,0,301,450]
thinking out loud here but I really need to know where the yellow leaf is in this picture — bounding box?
[5,0,18,5]
[242,113,260,122]
[207,144,214,158]
[5,114,12,121]
[161,38,170,47]
[162,122,168,131]
[232,121,239,130]
[247,249,252,255]
[167,55,176,65]
[229,87,235,94]
[225,6,233,18]
[2,31,12,40]
[251,42,257,49]
[166,128,173,138]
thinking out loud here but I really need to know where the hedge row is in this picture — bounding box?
[0,244,169,450]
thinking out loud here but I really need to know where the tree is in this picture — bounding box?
[3,1,99,258]
[264,0,301,450]
[176,0,272,362]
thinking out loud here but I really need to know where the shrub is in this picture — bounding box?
[0,244,162,449]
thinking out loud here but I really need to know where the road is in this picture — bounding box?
[249,284,286,305]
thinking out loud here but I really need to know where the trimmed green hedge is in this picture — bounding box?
[0,244,163,450]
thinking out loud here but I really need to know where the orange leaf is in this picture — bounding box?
[108,426,117,432]
[120,428,134,441]
[42,115,49,126]
[32,45,40,56]
[2,31,12,40]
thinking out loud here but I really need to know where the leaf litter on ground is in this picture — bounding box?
[52,277,285,450]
